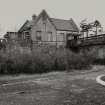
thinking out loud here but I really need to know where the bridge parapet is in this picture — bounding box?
[69,34,105,47]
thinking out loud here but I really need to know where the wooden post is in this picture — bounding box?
[96,26,98,36]
[64,47,69,71]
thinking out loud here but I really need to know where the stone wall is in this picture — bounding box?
[79,45,105,58]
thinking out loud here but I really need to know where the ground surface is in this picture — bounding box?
[101,75,105,82]
[0,66,105,105]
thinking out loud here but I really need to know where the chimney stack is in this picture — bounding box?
[32,14,37,21]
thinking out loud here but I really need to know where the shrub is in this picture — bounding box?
[0,43,95,74]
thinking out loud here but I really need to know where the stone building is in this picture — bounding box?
[18,10,79,48]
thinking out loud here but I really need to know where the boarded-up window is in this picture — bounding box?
[36,31,42,41]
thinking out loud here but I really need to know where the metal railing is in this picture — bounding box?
[69,34,105,47]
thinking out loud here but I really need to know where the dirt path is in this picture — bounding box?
[0,66,105,105]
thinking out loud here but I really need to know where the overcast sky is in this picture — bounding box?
[0,0,105,36]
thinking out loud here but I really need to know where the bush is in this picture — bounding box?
[0,43,95,74]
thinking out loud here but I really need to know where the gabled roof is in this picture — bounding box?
[26,20,35,27]
[34,10,56,29]
[18,20,35,32]
[18,20,28,32]
[18,10,79,32]
[51,18,79,31]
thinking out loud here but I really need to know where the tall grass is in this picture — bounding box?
[0,43,95,74]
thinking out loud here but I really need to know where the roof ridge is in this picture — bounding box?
[18,10,79,32]
[51,18,70,21]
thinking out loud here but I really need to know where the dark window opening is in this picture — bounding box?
[36,31,42,41]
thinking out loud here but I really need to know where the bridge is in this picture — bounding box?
[68,34,105,48]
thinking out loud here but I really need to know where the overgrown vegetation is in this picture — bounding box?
[0,43,96,74]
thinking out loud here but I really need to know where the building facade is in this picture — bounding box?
[4,32,18,41]
[18,10,79,48]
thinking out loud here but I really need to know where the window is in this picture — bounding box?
[22,31,31,40]
[36,31,42,41]
[57,33,64,41]
[25,31,30,35]
[48,32,52,41]
[25,31,30,40]
[43,23,46,31]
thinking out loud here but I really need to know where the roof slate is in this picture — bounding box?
[51,18,78,31]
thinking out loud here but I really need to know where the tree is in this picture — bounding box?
[80,19,102,37]
[80,19,92,37]
[93,20,101,35]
